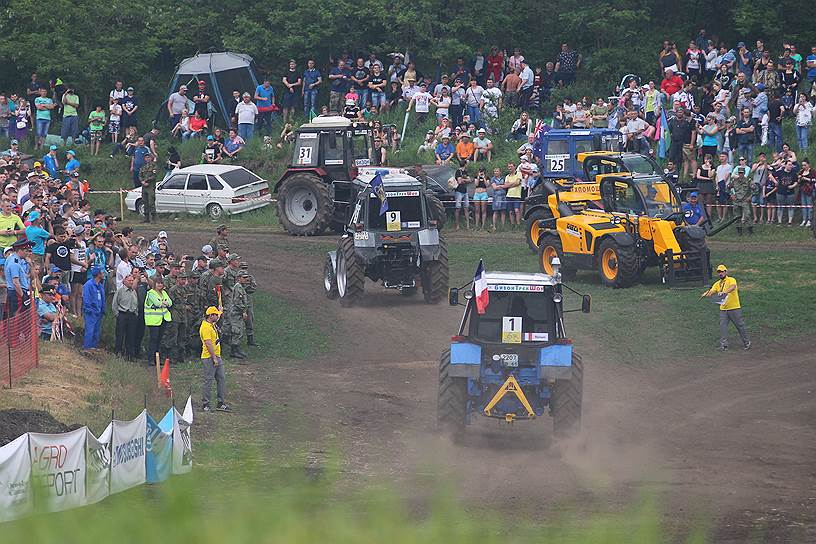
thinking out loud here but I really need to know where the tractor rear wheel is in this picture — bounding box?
[537,232,577,279]
[425,191,446,229]
[597,238,639,288]
[336,237,364,307]
[525,207,554,253]
[277,173,334,236]
[437,349,468,434]
[551,352,583,438]
[323,254,339,299]
[421,236,449,303]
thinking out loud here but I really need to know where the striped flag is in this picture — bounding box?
[474,260,489,314]
[657,108,671,160]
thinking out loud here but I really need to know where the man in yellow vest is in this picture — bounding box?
[144,276,172,365]
[200,306,230,412]
[702,264,751,351]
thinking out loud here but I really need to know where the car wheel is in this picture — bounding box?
[136,199,145,217]
[207,203,223,220]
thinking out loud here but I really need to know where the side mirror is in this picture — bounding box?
[448,288,459,306]
[581,295,592,314]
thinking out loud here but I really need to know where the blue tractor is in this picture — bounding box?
[438,262,591,437]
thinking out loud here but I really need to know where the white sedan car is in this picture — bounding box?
[126,165,271,220]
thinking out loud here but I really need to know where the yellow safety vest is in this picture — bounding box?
[144,289,172,326]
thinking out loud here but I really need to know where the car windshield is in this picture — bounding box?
[218,168,264,188]
[623,155,659,175]
[367,194,423,230]
[634,178,680,217]
[470,291,552,343]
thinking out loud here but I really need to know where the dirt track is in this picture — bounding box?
[186,229,815,542]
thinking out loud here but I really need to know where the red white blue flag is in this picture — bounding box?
[474,259,488,314]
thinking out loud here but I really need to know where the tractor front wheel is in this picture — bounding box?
[437,349,468,434]
[551,352,583,438]
[277,173,334,236]
[596,238,639,288]
[537,232,576,279]
[337,237,364,307]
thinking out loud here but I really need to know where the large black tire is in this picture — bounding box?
[525,207,555,253]
[596,237,639,288]
[537,232,577,280]
[425,190,446,230]
[437,349,468,434]
[323,254,339,300]
[551,352,583,438]
[336,237,364,307]
[277,173,334,236]
[421,236,449,303]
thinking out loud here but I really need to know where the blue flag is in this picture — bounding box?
[370,173,389,215]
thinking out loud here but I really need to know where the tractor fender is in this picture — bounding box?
[522,200,551,222]
[680,225,706,239]
[274,168,327,193]
[599,231,635,247]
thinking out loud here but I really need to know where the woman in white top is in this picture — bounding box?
[793,94,814,151]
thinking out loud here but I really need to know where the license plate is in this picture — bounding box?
[500,353,519,367]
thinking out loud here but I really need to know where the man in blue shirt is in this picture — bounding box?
[302,59,322,116]
[434,135,455,165]
[64,149,80,180]
[42,145,59,178]
[24,210,52,262]
[82,266,106,349]
[328,59,351,114]
[681,191,706,226]
[806,46,816,87]
[37,286,59,339]
[130,136,151,188]
[5,239,32,317]
[253,78,276,136]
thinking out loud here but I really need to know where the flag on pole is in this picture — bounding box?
[370,173,389,215]
[474,260,489,314]
[657,108,671,160]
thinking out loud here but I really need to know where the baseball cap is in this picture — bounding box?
[50,265,62,273]
[127,86,134,91]
[207,135,214,141]
[28,210,41,222]
[73,225,86,236]
[158,230,167,238]
[689,191,699,198]
[226,253,241,262]
[10,139,18,145]
[33,161,42,167]
[716,264,727,272]
[49,145,58,151]
[206,306,222,316]
[477,128,486,133]
[198,80,206,85]
[755,83,765,90]
[202,244,213,254]
[67,149,76,156]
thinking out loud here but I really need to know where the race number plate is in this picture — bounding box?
[386,210,401,232]
[501,316,522,344]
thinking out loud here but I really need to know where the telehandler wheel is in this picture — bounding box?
[537,232,576,279]
[437,349,468,434]
[323,254,339,299]
[551,352,583,438]
[337,237,364,307]
[525,208,554,253]
[425,190,446,230]
[421,237,449,304]
[277,173,334,236]
[596,238,639,288]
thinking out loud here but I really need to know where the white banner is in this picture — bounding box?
[28,427,86,512]
[0,434,33,522]
[84,424,111,505]
[172,397,194,475]
[110,410,147,494]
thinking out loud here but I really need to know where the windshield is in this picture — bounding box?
[623,155,659,175]
[469,292,553,343]
[634,178,680,217]
[367,194,423,230]
[352,132,371,165]
[218,168,264,188]
[600,134,623,151]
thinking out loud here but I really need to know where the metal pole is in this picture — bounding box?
[400,109,410,142]
[119,189,125,223]
[6,317,11,389]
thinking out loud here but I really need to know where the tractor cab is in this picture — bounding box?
[536,129,624,179]
[599,175,681,219]
[290,116,372,180]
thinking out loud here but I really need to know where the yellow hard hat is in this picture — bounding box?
[716,264,727,272]
[205,306,221,316]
